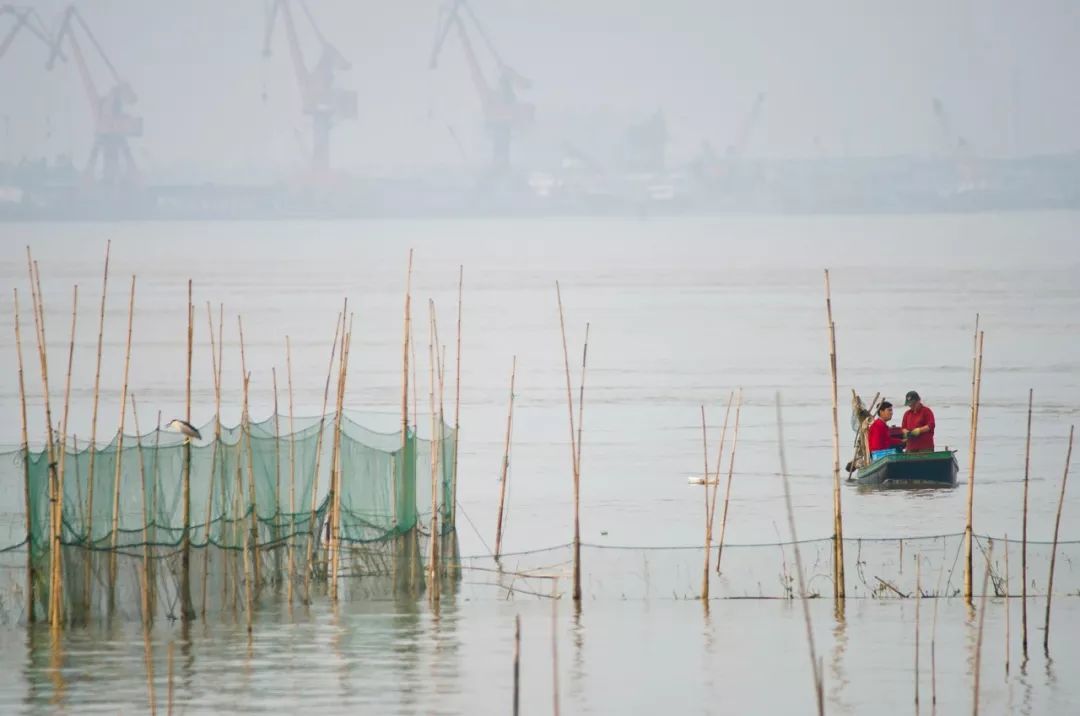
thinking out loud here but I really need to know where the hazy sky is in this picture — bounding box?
[1,0,1078,178]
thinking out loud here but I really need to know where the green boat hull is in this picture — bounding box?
[855,450,958,487]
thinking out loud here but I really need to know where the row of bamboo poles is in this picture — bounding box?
[12,245,470,629]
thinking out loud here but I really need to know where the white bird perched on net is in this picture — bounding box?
[168,419,202,442]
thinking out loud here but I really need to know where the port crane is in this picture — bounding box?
[46,5,142,186]
[429,0,534,173]
[0,4,55,60]
[263,0,357,177]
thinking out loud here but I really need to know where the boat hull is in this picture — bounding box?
[854,450,958,487]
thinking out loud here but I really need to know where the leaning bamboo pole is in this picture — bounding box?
[1004,534,1010,676]
[109,275,137,615]
[777,394,824,716]
[451,265,463,527]
[555,282,581,603]
[915,556,921,709]
[328,315,351,599]
[130,395,152,623]
[238,315,261,590]
[700,406,711,601]
[427,302,441,603]
[286,336,297,604]
[180,281,194,621]
[494,357,517,562]
[1021,388,1032,659]
[400,252,417,594]
[513,614,521,716]
[824,269,845,600]
[715,388,742,574]
[239,369,254,632]
[25,252,57,625]
[973,545,992,716]
[149,412,162,617]
[12,289,35,622]
[1043,425,1073,656]
[84,240,110,617]
[200,302,223,618]
[964,329,985,602]
[304,313,343,600]
[272,367,282,587]
[51,285,78,627]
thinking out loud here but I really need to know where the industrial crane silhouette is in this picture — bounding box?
[429,0,534,174]
[263,0,357,178]
[46,5,142,187]
[0,4,55,60]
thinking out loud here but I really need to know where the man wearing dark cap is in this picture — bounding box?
[901,391,935,452]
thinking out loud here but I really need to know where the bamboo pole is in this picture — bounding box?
[427,302,440,603]
[1004,533,1010,676]
[305,313,343,600]
[238,315,260,590]
[131,395,152,623]
[84,240,110,617]
[1021,388,1032,660]
[286,336,296,604]
[776,394,824,716]
[328,313,351,599]
[555,282,581,603]
[25,252,57,626]
[964,329,985,603]
[400,252,415,594]
[930,552,945,709]
[700,406,711,601]
[141,560,156,716]
[574,322,590,499]
[50,284,78,627]
[181,281,194,622]
[12,289,35,623]
[824,269,845,600]
[1043,424,1073,656]
[272,367,282,586]
[715,388,742,573]
[239,368,254,632]
[149,412,161,618]
[513,614,521,716]
[200,302,223,618]
[494,356,517,562]
[973,545,992,716]
[166,640,175,716]
[452,265,463,526]
[109,275,137,615]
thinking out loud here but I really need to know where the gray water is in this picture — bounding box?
[1,213,1078,713]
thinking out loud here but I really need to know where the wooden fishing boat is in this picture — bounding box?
[855,450,958,487]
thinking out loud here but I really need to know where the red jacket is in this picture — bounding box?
[868,418,903,452]
[902,405,936,452]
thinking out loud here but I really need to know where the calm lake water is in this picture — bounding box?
[0,213,1078,713]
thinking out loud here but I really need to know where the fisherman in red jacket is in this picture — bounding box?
[868,401,905,456]
[901,390,936,452]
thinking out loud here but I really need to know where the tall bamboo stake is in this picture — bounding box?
[149,411,161,617]
[777,394,824,716]
[167,640,175,716]
[13,289,35,623]
[200,302,223,618]
[130,395,152,623]
[84,240,110,617]
[452,265,463,526]
[238,315,260,591]
[181,280,194,621]
[964,329,985,602]
[400,252,415,593]
[973,545,992,716]
[915,556,921,708]
[109,275,137,615]
[427,302,440,603]
[555,282,581,603]
[494,356,517,562]
[700,406,711,601]
[239,369,254,632]
[715,388,742,573]
[1004,533,1010,676]
[286,336,296,604]
[1021,388,1032,659]
[931,552,945,709]
[575,322,590,496]
[52,285,78,626]
[272,367,282,586]
[513,614,521,716]
[328,313,351,599]
[304,313,342,600]
[1043,425,1073,656]
[141,560,156,716]
[824,269,845,600]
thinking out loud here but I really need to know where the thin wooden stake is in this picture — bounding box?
[238,315,261,591]
[964,329,985,603]
[1021,388,1032,660]
[272,367,282,587]
[240,368,254,632]
[452,265,463,525]
[200,302,223,618]
[494,356,517,562]
[824,269,845,600]
[700,405,711,601]
[715,388,742,573]
[777,394,824,716]
[180,280,193,622]
[167,640,175,716]
[131,395,152,624]
[141,561,156,715]
[513,614,521,716]
[12,289,35,623]
[1044,425,1073,656]
[49,284,78,627]
[555,282,581,603]
[84,240,110,617]
[328,312,351,599]
[109,275,137,615]
[427,302,440,602]
[1004,533,1010,676]
[915,556,921,709]
[286,336,296,604]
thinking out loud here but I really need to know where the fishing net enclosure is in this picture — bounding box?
[0,412,456,622]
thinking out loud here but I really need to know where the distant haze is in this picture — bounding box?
[1,0,1078,180]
